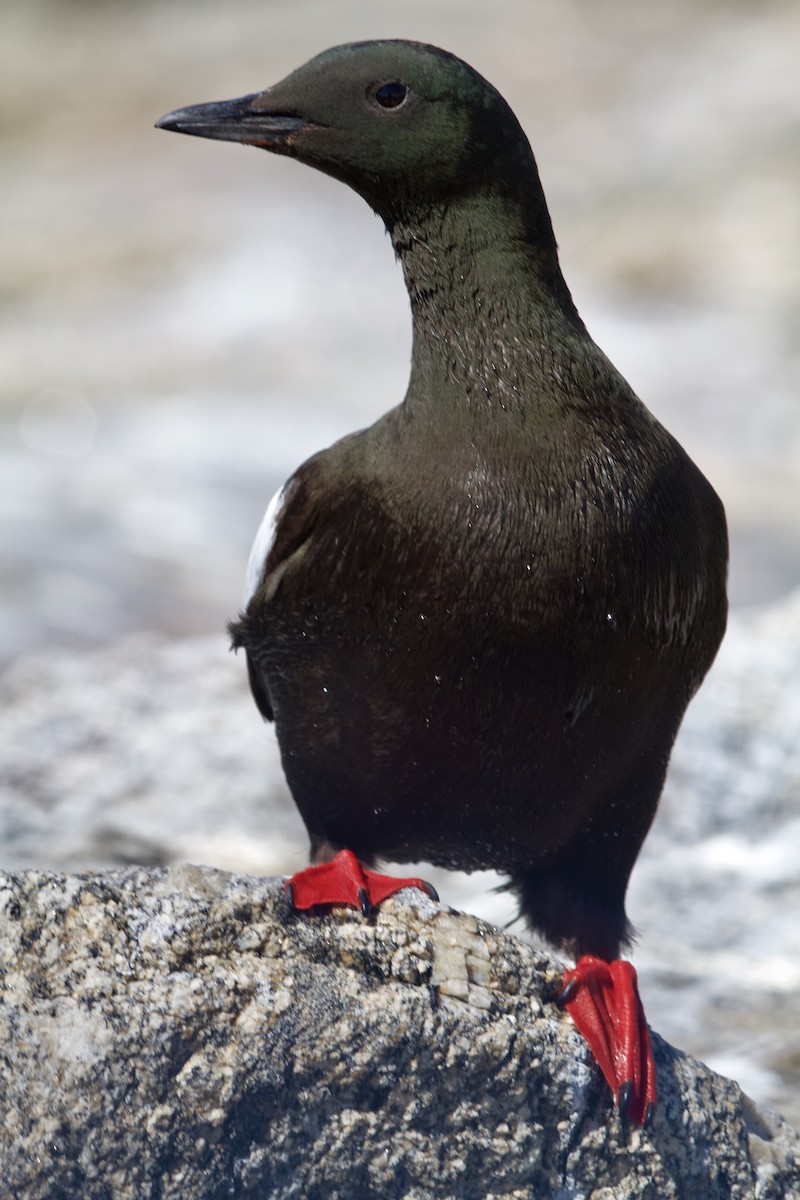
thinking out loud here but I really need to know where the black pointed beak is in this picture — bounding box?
[155,93,307,149]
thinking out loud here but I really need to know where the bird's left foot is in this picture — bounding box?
[559,954,657,1126]
[284,847,439,917]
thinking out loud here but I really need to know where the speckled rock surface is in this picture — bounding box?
[1,867,797,1199]
[3,602,800,1125]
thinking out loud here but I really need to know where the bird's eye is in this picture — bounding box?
[372,82,409,110]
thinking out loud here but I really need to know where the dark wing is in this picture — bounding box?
[227,463,321,724]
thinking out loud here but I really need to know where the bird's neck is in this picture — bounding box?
[388,193,588,421]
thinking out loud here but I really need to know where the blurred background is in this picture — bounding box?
[1,0,799,1124]
[3,0,800,663]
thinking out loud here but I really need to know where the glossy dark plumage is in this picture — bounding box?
[158,41,727,964]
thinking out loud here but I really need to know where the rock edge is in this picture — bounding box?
[0,865,798,1199]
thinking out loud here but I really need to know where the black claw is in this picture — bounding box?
[285,882,296,911]
[423,881,440,902]
[644,1102,655,1128]
[357,887,372,918]
[617,1082,633,1118]
[556,978,579,1008]
[429,983,440,1010]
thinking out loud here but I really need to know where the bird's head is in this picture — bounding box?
[156,40,535,225]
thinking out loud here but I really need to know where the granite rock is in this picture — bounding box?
[1,866,798,1199]
[3,596,800,1130]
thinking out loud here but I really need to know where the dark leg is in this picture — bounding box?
[510,760,663,1126]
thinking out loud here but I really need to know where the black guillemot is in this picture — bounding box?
[157,39,728,1125]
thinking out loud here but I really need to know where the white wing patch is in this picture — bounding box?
[243,482,288,608]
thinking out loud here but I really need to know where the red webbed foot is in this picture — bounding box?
[559,954,657,1126]
[285,848,439,917]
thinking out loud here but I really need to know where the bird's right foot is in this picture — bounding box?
[284,848,438,917]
